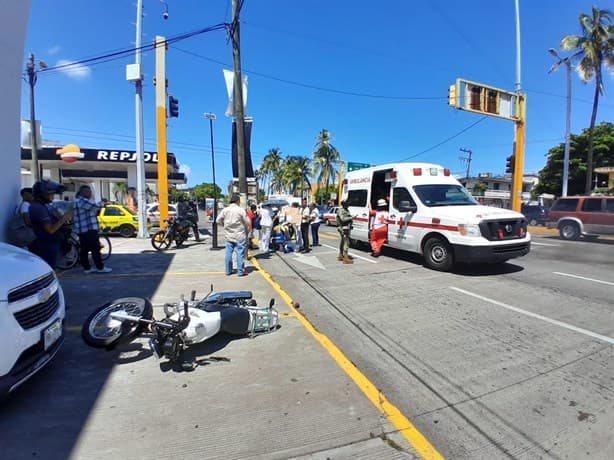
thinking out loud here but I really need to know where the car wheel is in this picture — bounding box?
[529,218,538,226]
[325,219,330,226]
[423,237,454,271]
[559,221,580,240]
[119,224,136,238]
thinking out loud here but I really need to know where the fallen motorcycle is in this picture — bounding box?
[81,287,279,366]
[151,216,193,250]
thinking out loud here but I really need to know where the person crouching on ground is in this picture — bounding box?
[369,198,389,257]
[216,194,251,276]
[74,185,112,273]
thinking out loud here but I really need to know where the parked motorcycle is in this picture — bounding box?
[151,216,193,250]
[81,286,279,367]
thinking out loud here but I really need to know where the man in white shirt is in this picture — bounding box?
[216,194,251,276]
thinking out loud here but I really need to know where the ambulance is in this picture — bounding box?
[341,162,531,271]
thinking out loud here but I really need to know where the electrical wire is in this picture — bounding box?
[398,116,488,162]
[173,46,446,101]
[39,23,227,75]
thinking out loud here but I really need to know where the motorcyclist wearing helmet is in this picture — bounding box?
[177,196,201,241]
[28,180,73,268]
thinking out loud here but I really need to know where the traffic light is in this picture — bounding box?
[505,155,515,174]
[448,84,457,107]
[168,96,179,118]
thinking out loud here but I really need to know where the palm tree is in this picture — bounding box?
[283,156,313,198]
[313,129,341,203]
[262,148,283,196]
[561,6,614,194]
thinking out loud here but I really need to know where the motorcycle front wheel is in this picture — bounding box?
[151,230,172,251]
[81,297,153,349]
[56,242,79,270]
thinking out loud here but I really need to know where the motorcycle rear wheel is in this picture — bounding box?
[151,230,172,251]
[81,297,153,349]
[56,243,79,270]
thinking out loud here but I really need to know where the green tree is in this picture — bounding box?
[283,156,312,198]
[561,6,614,194]
[191,183,223,202]
[261,148,283,196]
[312,129,341,204]
[534,121,614,196]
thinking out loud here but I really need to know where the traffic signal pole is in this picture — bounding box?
[155,36,169,227]
[511,95,526,212]
[231,0,247,209]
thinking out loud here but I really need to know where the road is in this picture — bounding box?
[256,226,614,459]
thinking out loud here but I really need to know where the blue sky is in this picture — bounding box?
[23,0,614,190]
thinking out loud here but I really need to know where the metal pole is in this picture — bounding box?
[205,113,218,249]
[231,0,247,208]
[134,0,148,238]
[27,54,39,183]
[562,60,572,197]
[514,0,522,93]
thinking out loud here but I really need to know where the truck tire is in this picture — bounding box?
[559,221,580,241]
[423,237,454,271]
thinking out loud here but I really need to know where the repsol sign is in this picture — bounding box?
[96,150,158,163]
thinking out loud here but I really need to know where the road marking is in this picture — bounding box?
[553,272,614,287]
[251,257,444,460]
[531,242,559,247]
[321,243,378,264]
[293,253,326,270]
[451,287,614,345]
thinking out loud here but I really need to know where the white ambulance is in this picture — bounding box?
[342,162,531,271]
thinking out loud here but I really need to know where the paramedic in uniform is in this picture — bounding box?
[369,198,389,257]
[336,200,353,264]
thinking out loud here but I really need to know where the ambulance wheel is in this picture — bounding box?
[423,237,454,272]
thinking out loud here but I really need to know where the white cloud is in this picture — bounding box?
[55,59,92,80]
[47,46,61,56]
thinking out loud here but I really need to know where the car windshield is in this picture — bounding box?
[413,184,478,207]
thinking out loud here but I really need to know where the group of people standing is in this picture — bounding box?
[13,180,112,273]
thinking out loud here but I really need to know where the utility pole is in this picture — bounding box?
[548,48,572,197]
[26,54,40,183]
[155,36,169,228]
[134,0,148,238]
[231,0,247,208]
[459,148,472,180]
[204,113,218,249]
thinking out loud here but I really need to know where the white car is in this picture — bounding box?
[0,242,65,398]
[146,203,177,227]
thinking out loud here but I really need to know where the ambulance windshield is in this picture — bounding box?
[414,184,478,207]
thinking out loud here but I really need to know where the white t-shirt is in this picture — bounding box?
[309,208,321,224]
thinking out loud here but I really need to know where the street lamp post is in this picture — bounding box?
[548,48,572,197]
[205,112,218,249]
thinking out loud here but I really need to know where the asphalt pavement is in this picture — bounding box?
[0,220,423,460]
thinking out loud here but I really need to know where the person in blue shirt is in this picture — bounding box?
[73,185,112,274]
[28,180,73,269]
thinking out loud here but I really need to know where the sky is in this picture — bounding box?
[23,0,614,191]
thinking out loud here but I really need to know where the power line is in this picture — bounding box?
[398,117,488,162]
[173,46,446,101]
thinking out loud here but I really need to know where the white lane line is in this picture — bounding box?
[450,286,614,345]
[321,243,378,263]
[531,242,559,247]
[553,272,614,287]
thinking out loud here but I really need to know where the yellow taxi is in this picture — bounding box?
[98,204,149,238]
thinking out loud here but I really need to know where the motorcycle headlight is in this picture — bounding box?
[458,224,481,237]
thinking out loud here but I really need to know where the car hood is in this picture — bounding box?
[0,242,54,300]
[429,205,525,222]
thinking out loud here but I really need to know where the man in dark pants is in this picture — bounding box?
[73,185,111,273]
[299,198,311,253]
[177,196,201,241]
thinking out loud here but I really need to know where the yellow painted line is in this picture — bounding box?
[250,257,444,460]
[319,233,338,241]
[60,271,226,278]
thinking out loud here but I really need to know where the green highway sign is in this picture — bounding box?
[347,162,371,172]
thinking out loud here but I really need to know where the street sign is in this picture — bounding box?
[347,162,371,172]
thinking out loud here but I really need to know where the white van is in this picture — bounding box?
[0,243,65,398]
[342,163,531,271]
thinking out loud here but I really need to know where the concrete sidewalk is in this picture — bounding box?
[0,223,423,460]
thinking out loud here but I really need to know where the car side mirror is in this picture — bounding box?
[398,201,417,213]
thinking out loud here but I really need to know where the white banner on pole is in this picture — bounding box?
[223,69,248,117]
